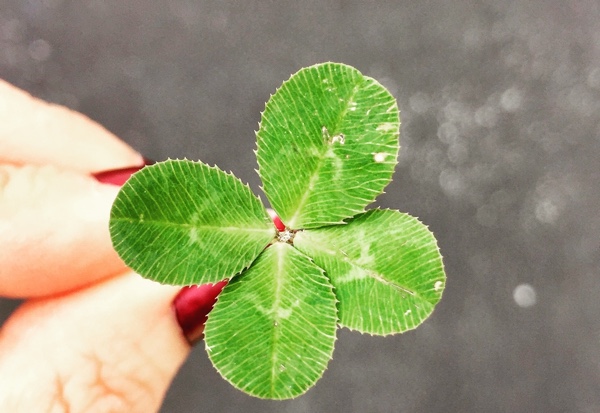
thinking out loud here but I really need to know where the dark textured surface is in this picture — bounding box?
[1,1,599,412]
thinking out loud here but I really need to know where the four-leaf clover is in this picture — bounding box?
[109,62,445,399]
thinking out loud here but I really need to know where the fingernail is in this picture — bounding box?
[173,281,227,345]
[92,158,155,186]
[267,209,286,231]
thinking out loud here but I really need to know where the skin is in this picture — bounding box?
[0,79,190,412]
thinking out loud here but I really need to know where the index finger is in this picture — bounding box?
[0,79,143,173]
[0,164,128,298]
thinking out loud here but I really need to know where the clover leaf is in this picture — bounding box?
[109,62,446,400]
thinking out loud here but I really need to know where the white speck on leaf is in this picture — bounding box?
[373,152,387,163]
[434,280,444,291]
[331,134,345,144]
[322,126,345,144]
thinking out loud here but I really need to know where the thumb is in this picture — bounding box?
[0,274,189,413]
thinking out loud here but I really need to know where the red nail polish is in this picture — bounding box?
[267,209,286,231]
[173,281,227,345]
[273,215,286,232]
[92,158,155,186]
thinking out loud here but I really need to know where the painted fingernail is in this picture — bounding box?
[267,209,286,231]
[173,281,227,345]
[92,158,155,186]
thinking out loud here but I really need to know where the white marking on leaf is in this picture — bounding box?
[376,122,397,132]
[331,134,345,144]
[355,230,374,266]
[337,230,376,282]
[321,146,344,182]
[373,152,387,163]
[337,266,369,283]
[322,126,345,145]
[189,228,199,243]
[255,296,300,320]
[277,307,293,319]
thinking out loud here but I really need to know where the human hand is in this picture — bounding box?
[0,80,223,412]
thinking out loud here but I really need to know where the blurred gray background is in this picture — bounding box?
[1,0,599,412]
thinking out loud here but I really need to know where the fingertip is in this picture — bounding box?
[0,79,143,173]
[0,164,128,297]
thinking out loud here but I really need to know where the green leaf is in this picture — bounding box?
[294,209,445,335]
[257,62,400,229]
[109,159,275,285]
[204,242,338,399]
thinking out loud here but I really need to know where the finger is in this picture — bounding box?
[0,79,143,173]
[0,273,190,413]
[0,163,128,298]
